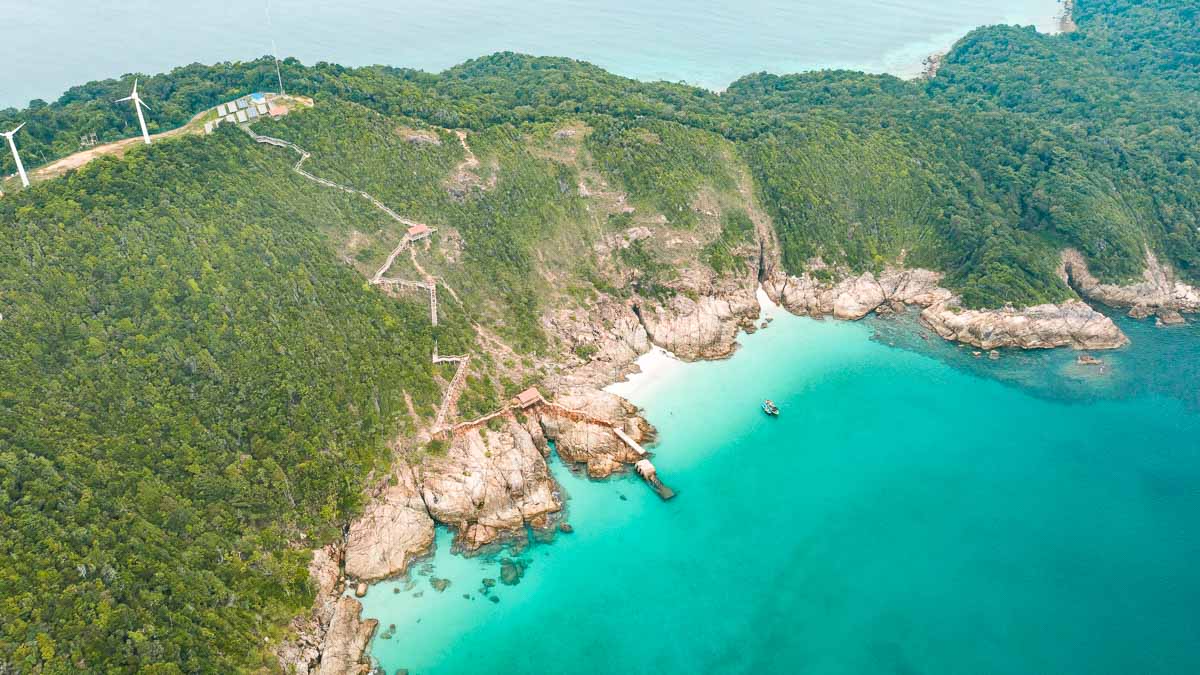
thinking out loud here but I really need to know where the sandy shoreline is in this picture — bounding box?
[606,286,783,402]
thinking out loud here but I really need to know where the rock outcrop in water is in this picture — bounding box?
[918,301,1128,350]
[419,417,561,550]
[1060,248,1199,321]
[538,386,654,478]
[317,597,378,675]
[764,266,1127,350]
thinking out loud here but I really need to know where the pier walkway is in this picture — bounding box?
[248,121,671,497]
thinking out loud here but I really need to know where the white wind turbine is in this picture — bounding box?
[1,123,29,188]
[115,79,152,144]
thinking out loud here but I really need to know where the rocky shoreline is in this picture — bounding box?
[1060,248,1199,327]
[279,240,1194,673]
[276,387,656,673]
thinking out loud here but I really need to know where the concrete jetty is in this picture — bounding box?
[635,459,675,500]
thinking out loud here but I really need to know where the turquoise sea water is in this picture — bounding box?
[0,0,1062,108]
[361,306,1200,674]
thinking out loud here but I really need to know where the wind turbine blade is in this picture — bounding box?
[11,122,24,134]
[133,78,139,95]
[137,98,152,111]
[116,95,134,103]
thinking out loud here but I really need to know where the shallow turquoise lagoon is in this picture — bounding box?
[361,308,1200,674]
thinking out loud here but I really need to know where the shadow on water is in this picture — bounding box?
[865,307,1200,411]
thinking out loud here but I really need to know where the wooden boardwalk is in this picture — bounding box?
[247,125,467,433]
[248,120,664,491]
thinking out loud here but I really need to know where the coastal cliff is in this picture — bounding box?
[1061,248,1198,325]
[538,387,655,477]
[285,253,1138,671]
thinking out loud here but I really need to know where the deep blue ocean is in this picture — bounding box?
[361,302,1200,674]
[0,0,1062,108]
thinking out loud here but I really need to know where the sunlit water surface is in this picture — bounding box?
[1,0,1063,107]
[361,307,1200,674]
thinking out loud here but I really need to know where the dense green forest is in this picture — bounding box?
[4,0,1198,305]
[0,132,473,671]
[2,0,1199,671]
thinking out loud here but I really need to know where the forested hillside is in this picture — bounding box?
[0,131,475,671]
[1,0,1198,671]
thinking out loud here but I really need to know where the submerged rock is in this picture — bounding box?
[559,522,574,534]
[499,558,526,586]
[430,577,450,592]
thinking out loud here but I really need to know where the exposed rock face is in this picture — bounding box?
[276,544,343,675]
[1156,309,1186,326]
[919,301,1128,350]
[418,418,560,550]
[635,285,759,360]
[317,597,378,675]
[344,464,434,582]
[1061,248,1200,315]
[764,268,952,320]
[543,296,651,389]
[538,386,653,478]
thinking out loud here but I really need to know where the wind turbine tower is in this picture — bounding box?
[116,79,153,145]
[1,123,29,188]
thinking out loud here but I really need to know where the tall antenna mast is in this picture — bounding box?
[266,1,286,95]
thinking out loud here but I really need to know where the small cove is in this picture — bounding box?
[361,300,1200,674]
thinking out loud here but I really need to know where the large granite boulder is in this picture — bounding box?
[418,418,560,550]
[538,387,653,478]
[344,464,435,582]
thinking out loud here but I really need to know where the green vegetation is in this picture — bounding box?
[586,119,735,228]
[0,131,460,672]
[618,240,675,301]
[3,1,1200,671]
[702,208,757,275]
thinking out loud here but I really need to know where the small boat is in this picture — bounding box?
[762,399,780,416]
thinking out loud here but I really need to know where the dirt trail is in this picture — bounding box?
[32,109,209,182]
